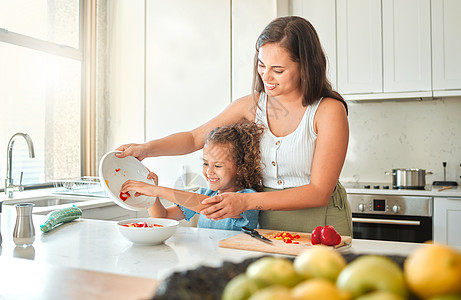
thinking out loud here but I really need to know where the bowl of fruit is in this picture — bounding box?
[117,218,179,245]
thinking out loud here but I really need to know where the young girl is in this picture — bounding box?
[120,121,264,231]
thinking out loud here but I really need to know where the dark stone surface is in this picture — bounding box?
[152,253,413,300]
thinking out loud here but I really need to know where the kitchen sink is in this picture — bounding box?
[3,195,89,208]
[10,198,85,207]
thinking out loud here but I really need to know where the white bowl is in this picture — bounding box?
[99,151,156,211]
[117,218,179,245]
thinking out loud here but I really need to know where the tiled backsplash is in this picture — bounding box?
[341,97,461,185]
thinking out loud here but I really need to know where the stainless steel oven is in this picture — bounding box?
[348,194,432,243]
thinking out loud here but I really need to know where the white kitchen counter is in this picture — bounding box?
[343,182,461,197]
[0,203,435,282]
[0,188,113,215]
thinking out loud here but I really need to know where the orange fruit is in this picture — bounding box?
[404,243,461,299]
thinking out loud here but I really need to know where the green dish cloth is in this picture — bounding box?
[40,206,83,233]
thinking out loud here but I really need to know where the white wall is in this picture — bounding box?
[143,0,231,188]
[341,97,461,185]
[106,0,145,151]
[232,0,288,99]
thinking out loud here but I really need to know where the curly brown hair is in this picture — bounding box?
[205,121,264,192]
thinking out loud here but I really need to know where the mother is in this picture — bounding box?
[116,16,352,236]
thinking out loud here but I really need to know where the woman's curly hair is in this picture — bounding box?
[205,121,264,192]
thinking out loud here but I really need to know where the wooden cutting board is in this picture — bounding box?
[219,229,352,256]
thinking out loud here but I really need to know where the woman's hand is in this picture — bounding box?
[200,192,247,220]
[120,180,159,198]
[115,143,150,161]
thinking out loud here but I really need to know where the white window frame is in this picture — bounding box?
[0,0,98,186]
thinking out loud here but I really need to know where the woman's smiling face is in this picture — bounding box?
[257,43,302,98]
[202,142,238,193]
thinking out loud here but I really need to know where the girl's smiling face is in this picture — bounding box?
[257,42,302,98]
[202,142,238,193]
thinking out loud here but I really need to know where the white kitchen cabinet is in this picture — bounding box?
[382,0,431,93]
[292,0,337,90]
[135,198,198,227]
[431,0,461,96]
[336,0,432,100]
[82,205,136,221]
[337,0,382,94]
[433,197,461,246]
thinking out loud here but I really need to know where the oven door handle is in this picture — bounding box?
[352,217,421,226]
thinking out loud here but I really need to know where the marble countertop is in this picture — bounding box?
[0,203,431,281]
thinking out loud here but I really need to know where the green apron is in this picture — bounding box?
[258,182,353,237]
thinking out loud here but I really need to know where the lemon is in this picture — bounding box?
[355,291,406,300]
[292,278,351,300]
[247,285,294,300]
[294,245,346,282]
[404,243,461,299]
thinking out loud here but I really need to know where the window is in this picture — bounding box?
[0,0,84,188]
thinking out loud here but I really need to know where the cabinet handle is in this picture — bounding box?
[352,217,420,226]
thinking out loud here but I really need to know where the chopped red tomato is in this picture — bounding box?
[115,168,121,172]
[122,222,163,228]
[119,192,130,201]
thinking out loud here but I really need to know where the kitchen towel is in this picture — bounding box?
[40,206,82,233]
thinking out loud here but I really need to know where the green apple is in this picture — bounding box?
[248,285,295,300]
[294,245,346,282]
[336,255,408,299]
[221,274,259,300]
[246,256,303,288]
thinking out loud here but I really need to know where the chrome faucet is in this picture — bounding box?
[5,133,35,198]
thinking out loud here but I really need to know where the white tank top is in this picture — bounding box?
[255,92,322,189]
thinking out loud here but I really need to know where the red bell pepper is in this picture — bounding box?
[320,225,342,246]
[119,191,130,201]
[311,226,323,245]
[274,231,301,244]
[311,225,342,246]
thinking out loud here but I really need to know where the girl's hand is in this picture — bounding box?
[147,172,159,185]
[115,143,150,161]
[200,193,247,220]
[120,180,158,198]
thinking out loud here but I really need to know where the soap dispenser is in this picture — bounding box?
[13,203,35,246]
